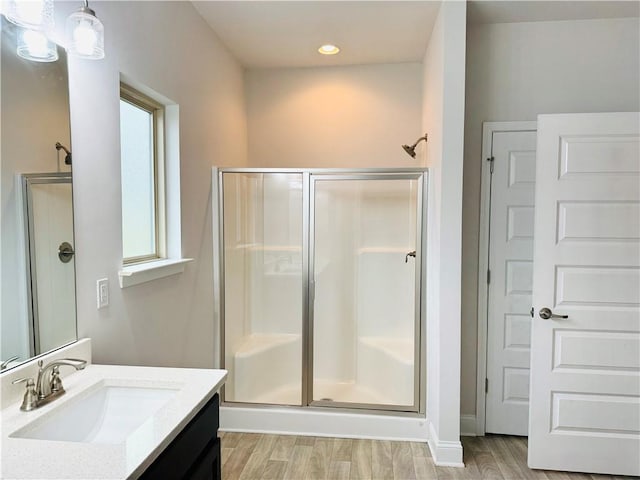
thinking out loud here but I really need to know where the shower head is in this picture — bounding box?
[55,142,72,165]
[402,144,417,158]
[401,134,428,158]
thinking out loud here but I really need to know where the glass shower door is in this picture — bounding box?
[221,172,304,405]
[310,174,423,411]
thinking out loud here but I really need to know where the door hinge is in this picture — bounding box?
[485,378,489,393]
[487,156,495,174]
[487,269,491,284]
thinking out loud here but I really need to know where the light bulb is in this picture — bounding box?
[17,27,58,62]
[65,6,104,60]
[15,0,44,25]
[73,20,97,56]
[6,0,54,30]
[23,29,47,56]
[318,44,340,55]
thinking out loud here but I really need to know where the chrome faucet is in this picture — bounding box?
[12,358,87,411]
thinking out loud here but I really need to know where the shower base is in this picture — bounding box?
[229,335,414,407]
[245,379,393,406]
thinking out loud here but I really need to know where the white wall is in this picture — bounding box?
[61,1,247,368]
[422,6,443,444]
[422,0,466,465]
[246,63,424,168]
[461,17,640,417]
[1,24,71,363]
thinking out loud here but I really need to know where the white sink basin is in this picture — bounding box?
[10,383,178,444]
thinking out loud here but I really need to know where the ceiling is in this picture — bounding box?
[192,1,639,69]
[468,1,639,24]
[191,1,442,69]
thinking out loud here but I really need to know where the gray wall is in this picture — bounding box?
[65,1,247,368]
[461,16,640,416]
[246,63,423,168]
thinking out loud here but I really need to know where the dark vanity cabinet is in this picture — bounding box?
[140,393,221,480]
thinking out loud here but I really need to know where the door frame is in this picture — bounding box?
[475,121,537,435]
[308,172,426,412]
[21,172,75,357]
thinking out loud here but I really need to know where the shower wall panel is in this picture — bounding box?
[30,182,76,354]
[222,173,303,405]
[312,178,419,408]
[313,184,357,383]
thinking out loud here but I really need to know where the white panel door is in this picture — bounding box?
[486,130,537,435]
[528,112,640,475]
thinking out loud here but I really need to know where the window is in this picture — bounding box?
[118,81,190,288]
[119,83,165,264]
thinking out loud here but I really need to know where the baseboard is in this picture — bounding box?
[222,405,466,466]
[221,406,430,442]
[427,421,465,467]
[460,414,477,436]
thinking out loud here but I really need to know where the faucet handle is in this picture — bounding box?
[12,377,34,385]
[12,377,38,411]
[50,366,64,393]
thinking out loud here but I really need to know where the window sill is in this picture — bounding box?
[118,258,193,288]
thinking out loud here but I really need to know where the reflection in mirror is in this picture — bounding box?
[1,15,76,372]
[22,173,76,355]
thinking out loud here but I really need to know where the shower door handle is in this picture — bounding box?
[58,242,75,263]
[309,280,315,306]
[405,251,416,263]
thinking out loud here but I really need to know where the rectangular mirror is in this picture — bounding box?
[1,15,76,372]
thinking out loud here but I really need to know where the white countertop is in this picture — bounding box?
[1,364,227,480]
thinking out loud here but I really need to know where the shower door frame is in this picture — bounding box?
[214,167,428,415]
[21,173,76,357]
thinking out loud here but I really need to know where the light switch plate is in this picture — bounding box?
[97,278,109,309]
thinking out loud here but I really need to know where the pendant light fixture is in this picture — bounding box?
[6,0,57,62]
[5,0,54,31]
[16,27,58,62]
[66,0,104,60]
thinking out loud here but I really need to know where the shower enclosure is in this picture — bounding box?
[214,168,426,413]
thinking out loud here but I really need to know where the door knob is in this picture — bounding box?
[405,251,416,263]
[539,307,568,320]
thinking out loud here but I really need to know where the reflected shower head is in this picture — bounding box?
[401,134,428,158]
[55,142,72,165]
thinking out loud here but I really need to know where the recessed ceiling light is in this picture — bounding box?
[318,44,340,55]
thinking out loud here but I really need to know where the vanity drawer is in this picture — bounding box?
[139,392,220,480]
[184,438,221,480]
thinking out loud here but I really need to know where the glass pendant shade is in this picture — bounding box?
[5,0,54,30]
[16,27,58,62]
[65,5,104,60]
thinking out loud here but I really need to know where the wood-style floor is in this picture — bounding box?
[219,432,634,480]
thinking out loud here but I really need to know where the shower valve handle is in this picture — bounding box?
[405,251,416,263]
